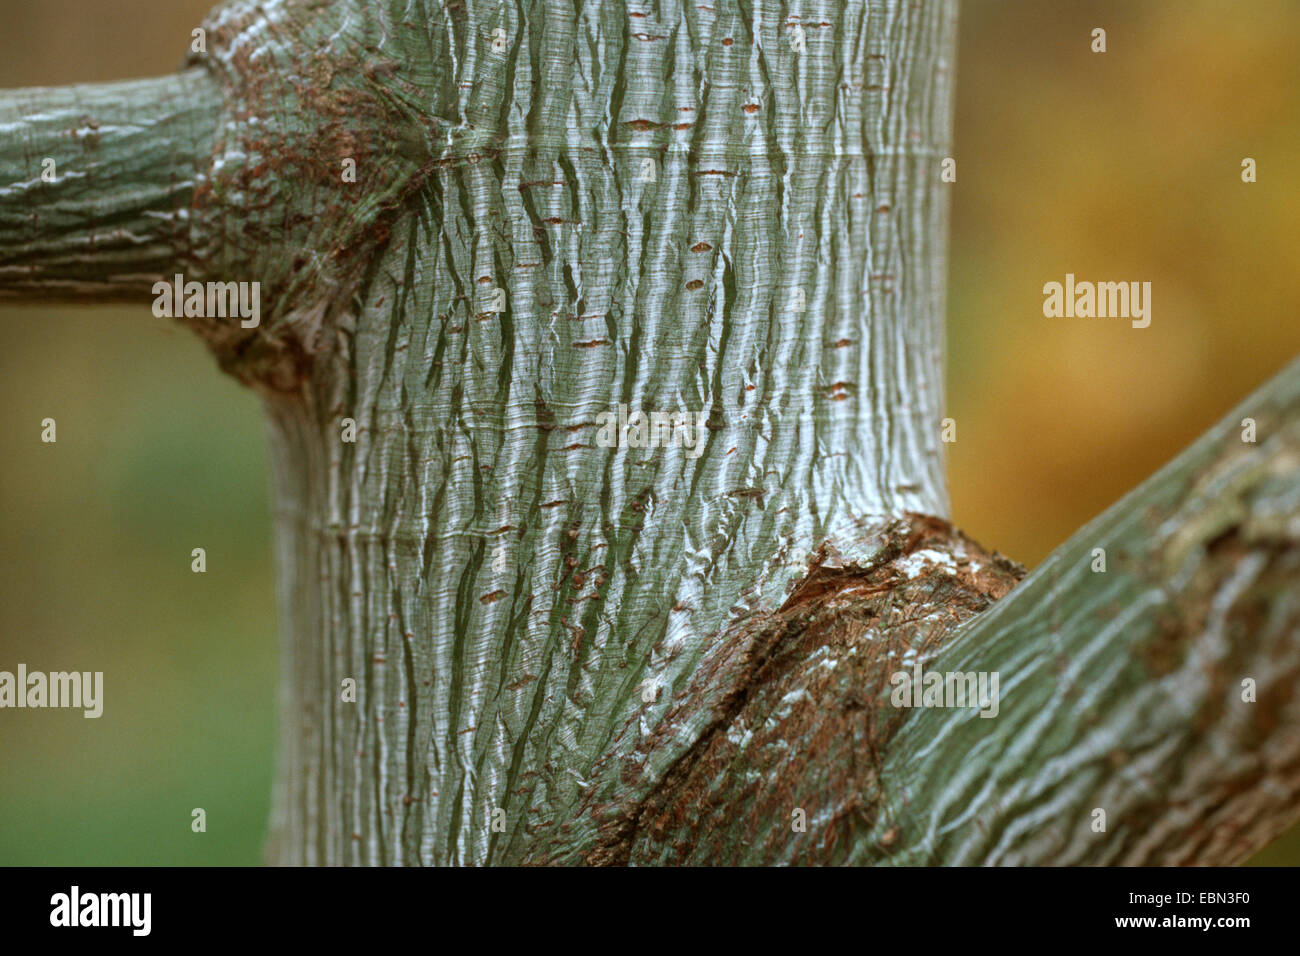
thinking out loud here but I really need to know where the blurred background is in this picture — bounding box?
[0,0,1297,864]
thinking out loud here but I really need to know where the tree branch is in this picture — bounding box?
[0,69,219,301]
[592,356,1300,865]
[872,355,1300,865]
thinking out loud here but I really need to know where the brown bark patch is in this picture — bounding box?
[581,513,1024,865]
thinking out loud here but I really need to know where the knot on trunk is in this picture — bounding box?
[183,0,444,393]
[572,514,1024,865]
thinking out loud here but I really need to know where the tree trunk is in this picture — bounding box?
[2,0,1297,866]
[250,0,958,866]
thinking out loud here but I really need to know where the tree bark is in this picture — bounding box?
[243,0,958,866]
[605,357,1300,864]
[0,70,219,300]
[2,0,1297,866]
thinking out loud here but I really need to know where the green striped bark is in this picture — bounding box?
[0,70,218,300]
[2,0,1297,866]
[865,357,1300,865]
[614,358,1300,864]
[236,0,958,865]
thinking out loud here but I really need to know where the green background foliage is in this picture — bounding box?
[0,0,1296,864]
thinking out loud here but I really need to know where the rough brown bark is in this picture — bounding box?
[584,514,1024,865]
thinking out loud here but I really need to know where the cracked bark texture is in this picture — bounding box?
[202,0,959,865]
[3,0,1297,867]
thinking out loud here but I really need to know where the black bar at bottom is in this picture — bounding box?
[2,865,1285,943]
